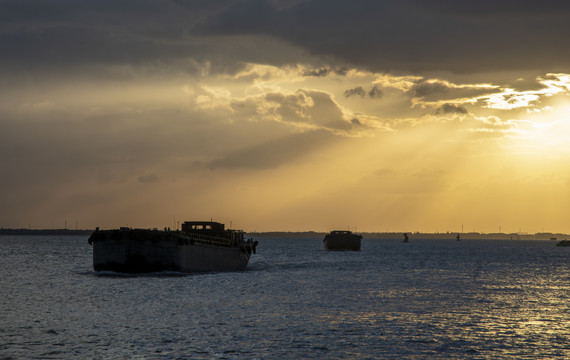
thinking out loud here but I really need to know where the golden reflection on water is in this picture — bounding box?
[306,264,569,358]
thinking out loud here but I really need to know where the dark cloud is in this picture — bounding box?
[5,0,569,75]
[334,67,349,76]
[194,0,277,35]
[0,0,234,74]
[257,89,357,132]
[344,87,365,98]
[436,103,468,115]
[368,85,382,99]
[420,0,570,17]
[302,66,349,77]
[344,85,382,99]
[408,79,501,102]
[409,80,450,98]
[351,118,362,126]
[198,0,570,74]
[0,0,229,26]
[303,67,330,77]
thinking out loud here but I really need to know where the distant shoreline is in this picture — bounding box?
[249,231,569,241]
[1,228,567,241]
[0,228,93,236]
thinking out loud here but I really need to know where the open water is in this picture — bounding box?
[1,235,569,359]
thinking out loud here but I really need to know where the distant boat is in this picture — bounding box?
[323,230,362,251]
[88,221,258,273]
[556,240,570,247]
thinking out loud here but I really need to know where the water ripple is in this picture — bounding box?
[1,236,568,359]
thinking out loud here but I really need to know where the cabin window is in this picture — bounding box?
[191,225,212,230]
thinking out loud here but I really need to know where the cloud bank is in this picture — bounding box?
[2,0,570,232]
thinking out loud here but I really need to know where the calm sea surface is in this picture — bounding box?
[1,235,568,359]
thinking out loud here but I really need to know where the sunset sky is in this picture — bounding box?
[2,0,570,233]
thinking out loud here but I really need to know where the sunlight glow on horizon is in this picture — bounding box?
[3,63,570,233]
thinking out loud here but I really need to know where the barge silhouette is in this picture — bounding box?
[88,221,258,273]
[323,230,362,251]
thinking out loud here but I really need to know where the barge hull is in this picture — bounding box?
[90,229,253,273]
[323,231,362,251]
[324,237,361,251]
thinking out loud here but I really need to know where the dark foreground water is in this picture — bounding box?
[1,235,568,359]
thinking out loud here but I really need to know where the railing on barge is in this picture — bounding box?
[184,232,238,248]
